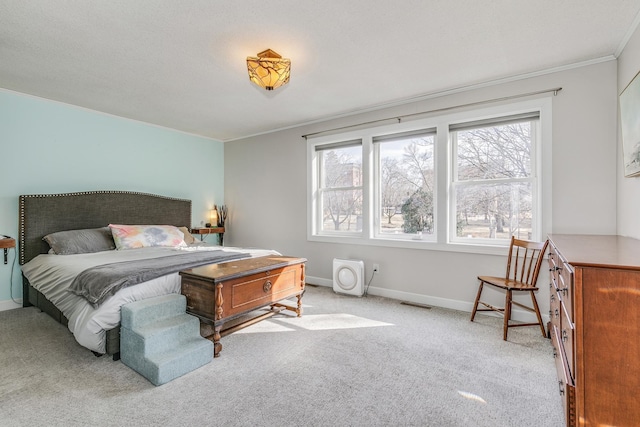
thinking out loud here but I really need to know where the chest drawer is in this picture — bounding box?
[551,325,576,427]
[549,245,575,378]
[227,266,301,313]
[549,283,562,332]
[559,300,574,377]
[557,262,573,321]
[548,250,559,276]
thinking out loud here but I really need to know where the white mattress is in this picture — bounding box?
[21,245,280,354]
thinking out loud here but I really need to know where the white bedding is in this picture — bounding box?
[21,245,280,354]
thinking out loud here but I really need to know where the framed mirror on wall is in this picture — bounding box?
[620,69,640,177]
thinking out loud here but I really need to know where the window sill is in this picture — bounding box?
[308,234,509,256]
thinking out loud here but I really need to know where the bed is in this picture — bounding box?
[18,190,277,359]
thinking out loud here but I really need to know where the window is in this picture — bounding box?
[374,130,436,240]
[314,140,363,235]
[451,113,539,243]
[307,98,550,252]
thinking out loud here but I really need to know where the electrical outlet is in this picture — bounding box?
[373,263,380,273]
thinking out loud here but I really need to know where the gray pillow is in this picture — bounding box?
[43,227,116,255]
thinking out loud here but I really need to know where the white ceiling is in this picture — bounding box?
[1,1,640,142]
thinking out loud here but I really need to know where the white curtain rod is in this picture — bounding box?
[302,87,562,139]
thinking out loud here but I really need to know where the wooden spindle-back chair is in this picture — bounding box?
[470,236,549,340]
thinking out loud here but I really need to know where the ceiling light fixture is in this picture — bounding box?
[246,49,290,91]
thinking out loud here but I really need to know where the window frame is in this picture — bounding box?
[314,139,364,237]
[449,113,540,245]
[306,97,552,255]
[373,128,438,242]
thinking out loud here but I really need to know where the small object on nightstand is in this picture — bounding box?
[206,207,219,228]
[216,205,227,227]
[0,235,16,264]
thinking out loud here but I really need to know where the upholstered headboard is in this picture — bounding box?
[19,191,192,264]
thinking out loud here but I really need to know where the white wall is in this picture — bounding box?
[225,61,618,320]
[0,89,225,310]
[617,24,640,238]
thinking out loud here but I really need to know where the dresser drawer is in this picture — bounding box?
[549,284,562,332]
[227,265,301,314]
[548,249,560,276]
[550,283,575,378]
[559,300,574,377]
[548,249,561,290]
[551,325,576,427]
[558,263,573,321]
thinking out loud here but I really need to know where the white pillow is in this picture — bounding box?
[178,226,197,245]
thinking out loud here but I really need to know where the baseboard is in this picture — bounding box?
[3,277,547,323]
[0,298,22,312]
[305,275,549,324]
[307,276,332,288]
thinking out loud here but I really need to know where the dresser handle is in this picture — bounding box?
[558,380,565,396]
[263,280,273,293]
[562,329,568,343]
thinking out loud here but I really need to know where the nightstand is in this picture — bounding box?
[0,236,16,264]
[190,227,225,245]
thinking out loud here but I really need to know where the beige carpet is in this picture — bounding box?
[0,285,564,426]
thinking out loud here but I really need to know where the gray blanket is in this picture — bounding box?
[69,250,249,307]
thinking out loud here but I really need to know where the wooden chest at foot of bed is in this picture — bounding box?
[179,256,306,357]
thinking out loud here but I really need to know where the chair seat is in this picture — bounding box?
[478,275,539,291]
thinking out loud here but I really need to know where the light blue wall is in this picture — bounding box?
[0,89,224,307]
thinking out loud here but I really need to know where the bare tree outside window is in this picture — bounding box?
[453,120,535,240]
[378,134,435,237]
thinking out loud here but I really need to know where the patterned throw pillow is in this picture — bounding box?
[108,224,186,250]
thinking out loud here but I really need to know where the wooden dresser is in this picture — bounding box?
[548,234,640,427]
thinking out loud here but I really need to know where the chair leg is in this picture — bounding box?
[503,289,512,340]
[530,291,547,337]
[470,281,484,321]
